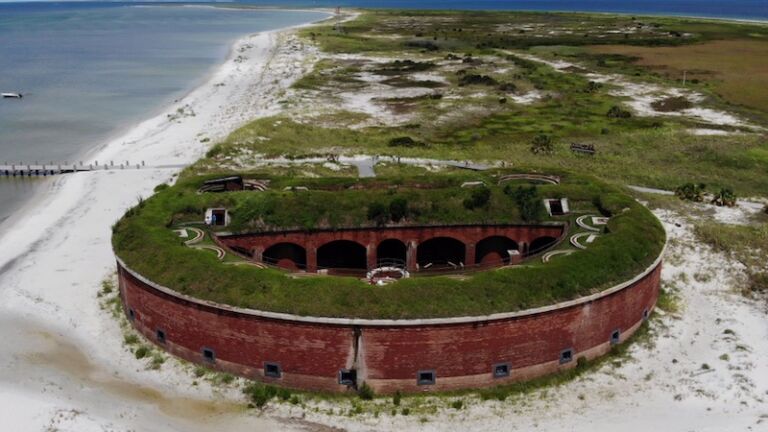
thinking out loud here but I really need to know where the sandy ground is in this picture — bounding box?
[1,13,767,432]
[515,53,757,131]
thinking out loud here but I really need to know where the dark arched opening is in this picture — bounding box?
[528,236,557,256]
[377,239,407,267]
[263,242,306,270]
[417,237,466,269]
[475,236,518,266]
[317,240,367,270]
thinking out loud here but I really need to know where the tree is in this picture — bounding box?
[530,134,554,155]
[505,185,544,221]
[389,197,409,222]
[367,202,389,226]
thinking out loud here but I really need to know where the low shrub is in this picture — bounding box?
[244,383,279,408]
[675,182,707,202]
[463,187,491,210]
[392,390,402,406]
[607,105,632,118]
[651,96,693,112]
[388,136,425,148]
[134,346,149,359]
[458,74,497,86]
[530,134,554,155]
[358,381,375,400]
[711,187,736,207]
[498,82,517,92]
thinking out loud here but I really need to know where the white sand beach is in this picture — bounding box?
[1,9,767,432]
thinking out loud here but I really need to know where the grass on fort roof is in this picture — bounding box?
[112,171,664,319]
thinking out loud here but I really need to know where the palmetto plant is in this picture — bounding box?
[711,187,737,207]
[675,182,707,202]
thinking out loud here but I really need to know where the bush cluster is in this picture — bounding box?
[675,182,707,202]
[530,134,554,155]
[388,136,426,148]
[607,105,632,118]
[458,74,498,86]
[367,197,410,225]
[244,383,293,408]
[463,187,491,210]
[505,185,544,221]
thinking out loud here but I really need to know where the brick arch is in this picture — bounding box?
[475,236,519,266]
[377,238,407,266]
[417,237,466,269]
[317,240,367,270]
[263,242,306,270]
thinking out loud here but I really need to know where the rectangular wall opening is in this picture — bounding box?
[338,369,357,386]
[417,370,436,386]
[611,329,620,345]
[559,348,573,364]
[156,329,166,344]
[264,362,282,378]
[202,347,215,363]
[493,362,510,378]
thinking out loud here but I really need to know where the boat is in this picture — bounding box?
[2,93,23,99]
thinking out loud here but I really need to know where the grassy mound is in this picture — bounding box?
[112,171,664,319]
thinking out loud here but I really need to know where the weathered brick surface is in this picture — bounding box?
[117,259,660,394]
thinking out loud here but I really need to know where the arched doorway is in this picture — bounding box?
[475,236,518,266]
[263,242,306,270]
[528,236,557,256]
[317,240,367,270]
[376,239,407,267]
[417,237,466,269]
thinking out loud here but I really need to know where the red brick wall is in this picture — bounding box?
[216,224,566,272]
[218,224,565,254]
[117,258,661,394]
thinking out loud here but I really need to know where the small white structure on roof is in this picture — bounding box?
[460,181,486,188]
[204,208,230,227]
[544,198,570,216]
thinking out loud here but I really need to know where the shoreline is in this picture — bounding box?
[0,13,330,270]
[0,11,331,431]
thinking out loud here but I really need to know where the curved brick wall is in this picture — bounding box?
[117,252,662,394]
[216,223,567,272]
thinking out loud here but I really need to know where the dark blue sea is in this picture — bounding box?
[239,0,768,21]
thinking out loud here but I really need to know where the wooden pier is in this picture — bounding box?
[0,160,145,177]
